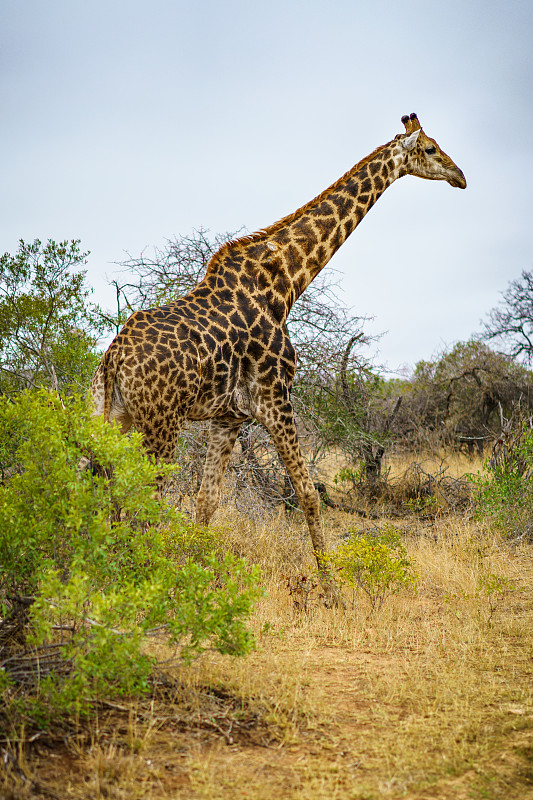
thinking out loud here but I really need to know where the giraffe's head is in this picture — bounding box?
[397,113,467,189]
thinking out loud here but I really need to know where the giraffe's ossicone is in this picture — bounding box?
[91,113,466,607]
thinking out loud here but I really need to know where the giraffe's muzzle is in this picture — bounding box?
[448,169,467,189]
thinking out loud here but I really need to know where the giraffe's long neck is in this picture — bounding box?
[206,137,406,323]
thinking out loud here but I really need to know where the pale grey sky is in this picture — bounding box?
[2,0,532,372]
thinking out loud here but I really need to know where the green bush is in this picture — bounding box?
[0,239,107,396]
[473,423,533,542]
[0,390,262,718]
[326,525,417,612]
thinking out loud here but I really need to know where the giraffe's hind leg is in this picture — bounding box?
[196,419,243,526]
[256,401,345,608]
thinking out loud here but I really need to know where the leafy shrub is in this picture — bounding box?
[333,465,364,492]
[473,422,533,542]
[0,390,262,719]
[326,525,417,612]
[0,239,107,396]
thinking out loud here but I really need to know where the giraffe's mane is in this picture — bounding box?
[206,139,394,273]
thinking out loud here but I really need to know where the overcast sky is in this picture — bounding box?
[2,0,532,373]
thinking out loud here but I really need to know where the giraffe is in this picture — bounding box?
[90,113,466,606]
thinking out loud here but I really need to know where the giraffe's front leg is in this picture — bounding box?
[256,402,345,609]
[196,419,243,526]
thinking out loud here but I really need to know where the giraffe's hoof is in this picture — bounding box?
[323,587,346,610]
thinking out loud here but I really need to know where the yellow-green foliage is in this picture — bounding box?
[327,524,417,611]
[159,521,224,565]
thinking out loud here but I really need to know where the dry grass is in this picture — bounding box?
[385,449,485,479]
[312,449,482,520]
[2,493,533,800]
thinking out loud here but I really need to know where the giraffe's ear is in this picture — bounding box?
[401,129,421,151]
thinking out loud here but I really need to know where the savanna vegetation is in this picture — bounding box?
[1,236,532,799]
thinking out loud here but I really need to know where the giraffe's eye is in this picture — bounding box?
[425,146,437,156]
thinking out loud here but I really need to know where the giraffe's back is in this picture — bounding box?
[92,289,297,435]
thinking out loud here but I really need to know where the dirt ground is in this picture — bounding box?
[4,639,533,798]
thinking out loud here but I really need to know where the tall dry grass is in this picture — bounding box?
[180,500,533,798]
